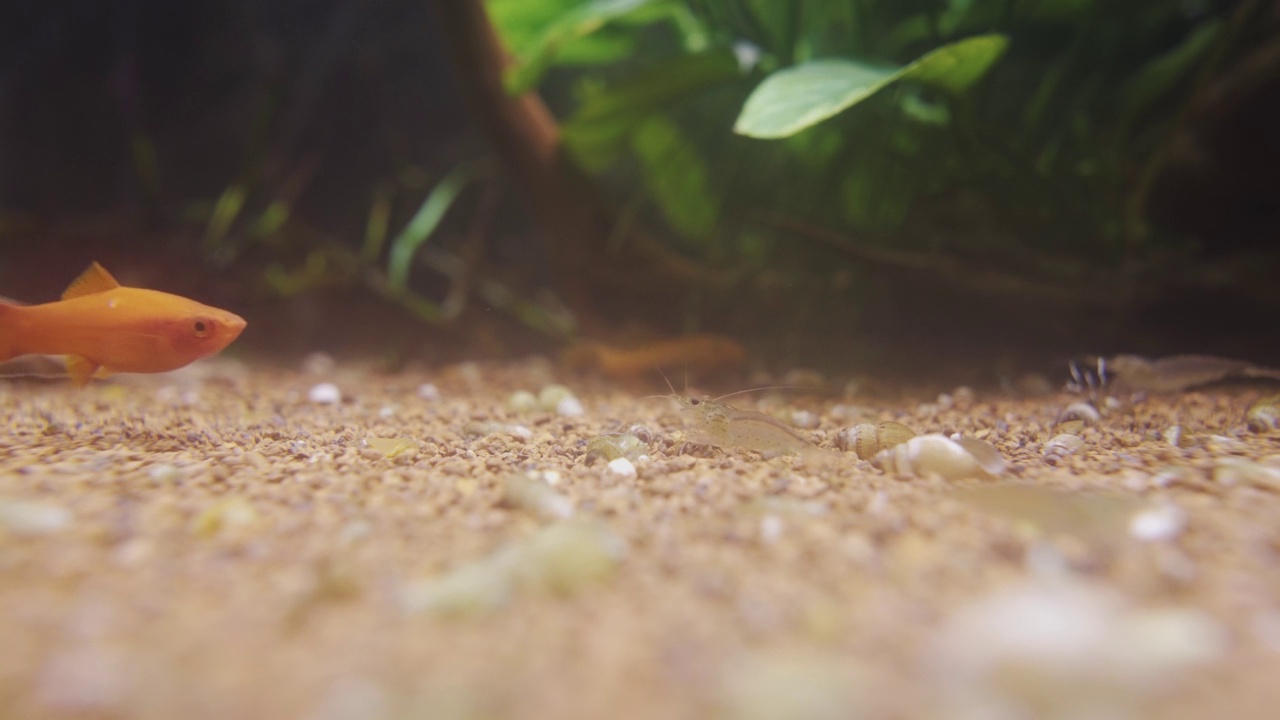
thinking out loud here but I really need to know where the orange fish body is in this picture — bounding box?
[0,262,246,385]
[563,334,746,379]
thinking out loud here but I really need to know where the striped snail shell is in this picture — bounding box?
[838,421,917,459]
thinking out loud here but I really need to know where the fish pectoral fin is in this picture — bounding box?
[64,356,101,387]
[62,262,121,300]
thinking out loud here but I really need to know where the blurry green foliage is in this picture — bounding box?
[485,0,1254,300]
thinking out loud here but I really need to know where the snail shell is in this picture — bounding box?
[1057,402,1101,426]
[878,434,1003,481]
[838,421,917,459]
[1246,395,1280,433]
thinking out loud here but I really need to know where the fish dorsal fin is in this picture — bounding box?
[62,262,120,300]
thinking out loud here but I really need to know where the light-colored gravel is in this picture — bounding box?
[2,359,1279,719]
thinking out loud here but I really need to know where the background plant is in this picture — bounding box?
[483,0,1273,322]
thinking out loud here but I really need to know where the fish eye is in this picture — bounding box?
[193,319,210,337]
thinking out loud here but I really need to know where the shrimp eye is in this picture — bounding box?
[193,319,210,337]
[689,398,701,406]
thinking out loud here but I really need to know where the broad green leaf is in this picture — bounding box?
[735,34,1007,138]
[502,0,661,94]
[630,116,718,239]
[1118,21,1222,127]
[903,34,1009,95]
[734,61,896,139]
[562,49,741,171]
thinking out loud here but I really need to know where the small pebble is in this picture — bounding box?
[401,561,513,618]
[1162,425,1188,448]
[606,457,637,479]
[365,437,417,459]
[1245,395,1280,432]
[760,515,784,543]
[0,499,71,535]
[514,521,628,595]
[308,383,342,404]
[506,390,539,414]
[1213,458,1280,491]
[538,384,575,411]
[1042,433,1084,458]
[555,395,585,417]
[147,464,180,484]
[1129,502,1188,542]
[416,383,440,400]
[790,410,820,430]
[504,476,574,520]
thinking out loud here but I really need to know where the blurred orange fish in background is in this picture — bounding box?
[0,262,246,385]
[562,333,746,379]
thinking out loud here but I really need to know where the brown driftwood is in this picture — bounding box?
[431,0,617,326]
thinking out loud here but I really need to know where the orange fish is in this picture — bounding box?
[562,334,746,379]
[0,262,246,385]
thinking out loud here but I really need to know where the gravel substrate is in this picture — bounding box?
[2,358,1279,719]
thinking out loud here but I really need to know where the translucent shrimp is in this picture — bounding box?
[671,394,834,460]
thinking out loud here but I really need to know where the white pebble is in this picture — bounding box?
[760,515,784,543]
[1129,503,1188,542]
[790,410,820,430]
[556,395,585,417]
[927,579,1225,719]
[417,383,440,400]
[0,499,71,535]
[308,382,342,404]
[606,457,637,479]
[147,464,180,484]
[508,425,533,441]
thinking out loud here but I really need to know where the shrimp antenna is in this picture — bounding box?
[711,385,817,403]
[656,368,677,396]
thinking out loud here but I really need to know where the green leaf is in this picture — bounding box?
[630,116,718,239]
[502,0,661,94]
[562,49,741,171]
[735,34,1007,138]
[734,60,897,139]
[903,33,1010,95]
[387,163,484,292]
